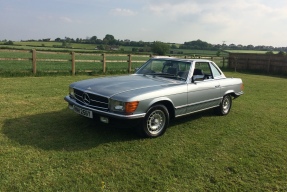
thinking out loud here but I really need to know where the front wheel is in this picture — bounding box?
[215,94,232,115]
[139,105,169,138]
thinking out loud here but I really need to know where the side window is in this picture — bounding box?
[210,63,222,78]
[194,62,212,79]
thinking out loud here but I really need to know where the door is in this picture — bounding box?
[186,62,221,113]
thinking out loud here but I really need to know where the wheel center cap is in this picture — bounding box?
[154,119,159,124]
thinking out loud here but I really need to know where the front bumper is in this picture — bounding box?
[64,96,146,120]
[234,91,244,98]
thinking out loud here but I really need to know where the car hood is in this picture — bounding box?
[71,74,183,98]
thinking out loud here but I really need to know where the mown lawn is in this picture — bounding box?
[0,72,286,191]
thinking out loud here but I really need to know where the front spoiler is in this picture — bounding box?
[64,96,146,119]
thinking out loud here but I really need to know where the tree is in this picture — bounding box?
[182,39,212,49]
[4,40,14,45]
[103,34,116,45]
[151,41,170,55]
[62,41,67,47]
[278,51,286,56]
[171,44,177,49]
[90,36,97,44]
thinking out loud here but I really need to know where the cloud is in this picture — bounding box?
[146,0,287,27]
[110,8,137,16]
[60,17,73,23]
[147,2,200,17]
[37,15,76,23]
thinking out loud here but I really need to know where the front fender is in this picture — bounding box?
[148,97,175,109]
[223,90,244,99]
[224,90,236,96]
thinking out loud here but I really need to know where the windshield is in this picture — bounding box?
[136,59,191,81]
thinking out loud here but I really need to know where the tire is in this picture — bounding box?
[139,105,169,138]
[216,94,232,116]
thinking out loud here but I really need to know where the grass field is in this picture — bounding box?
[0,41,225,56]
[0,72,286,191]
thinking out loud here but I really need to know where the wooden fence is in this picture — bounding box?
[0,49,227,75]
[229,53,287,75]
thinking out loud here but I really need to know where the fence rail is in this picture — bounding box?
[0,49,227,75]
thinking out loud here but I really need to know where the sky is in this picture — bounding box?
[1,0,287,47]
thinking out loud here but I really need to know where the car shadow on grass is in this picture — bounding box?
[3,108,217,151]
[170,108,216,127]
[2,108,141,151]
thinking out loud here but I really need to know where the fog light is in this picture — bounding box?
[100,117,109,124]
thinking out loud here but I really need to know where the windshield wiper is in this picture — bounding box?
[146,73,173,76]
[145,73,186,81]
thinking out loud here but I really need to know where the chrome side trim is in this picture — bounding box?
[175,97,222,109]
[175,105,219,118]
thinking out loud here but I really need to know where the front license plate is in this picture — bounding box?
[73,105,93,118]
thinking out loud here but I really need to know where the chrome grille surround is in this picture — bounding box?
[73,89,109,111]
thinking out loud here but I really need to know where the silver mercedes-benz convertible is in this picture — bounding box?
[65,57,244,138]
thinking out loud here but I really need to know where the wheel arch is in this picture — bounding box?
[223,90,237,99]
[148,98,175,120]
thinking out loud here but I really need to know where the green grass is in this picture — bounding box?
[0,72,287,191]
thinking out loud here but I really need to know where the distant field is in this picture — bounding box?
[0,72,286,191]
[0,41,225,56]
[14,41,98,50]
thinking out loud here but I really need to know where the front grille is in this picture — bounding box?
[74,89,109,111]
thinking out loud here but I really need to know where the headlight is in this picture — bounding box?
[110,100,125,112]
[69,87,75,98]
[110,99,139,114]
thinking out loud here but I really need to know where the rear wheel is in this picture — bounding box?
[216,94,232,115]
[139,105,169,138]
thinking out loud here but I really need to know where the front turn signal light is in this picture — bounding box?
[241,83,244,91]
[125,101,139,113]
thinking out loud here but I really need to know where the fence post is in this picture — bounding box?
[71,52,75,75]
[32,49,37,75]
[128,54,132,73]
[102,53,106,73]
[267,58,271,74]
[235,57,237,72]
[222,57,225,68]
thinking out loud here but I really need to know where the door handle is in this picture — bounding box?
[215,85,220,88]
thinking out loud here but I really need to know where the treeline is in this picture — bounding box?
[53,34,153,48]
[56,36,287,52]
[179,39,287,52]
[2,34,287,52]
